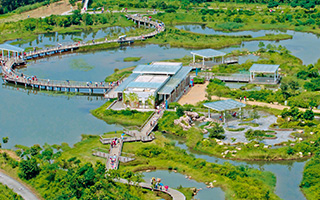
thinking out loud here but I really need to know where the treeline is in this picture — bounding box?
[0,0,59,14]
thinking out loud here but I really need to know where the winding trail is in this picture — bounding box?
[0,171,40,200]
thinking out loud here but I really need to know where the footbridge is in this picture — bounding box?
[1,14,165,94]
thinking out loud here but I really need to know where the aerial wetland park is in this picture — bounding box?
[2,0,320,200]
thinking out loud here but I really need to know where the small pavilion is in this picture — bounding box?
[191,49,227,67]
[249,64,280,84]
[203,99,246,123]
[0,44,24,61]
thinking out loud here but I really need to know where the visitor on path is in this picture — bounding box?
[164,185,169,191]
[244,96,247,102]
[121,133,125,140]
[240,96,242,102]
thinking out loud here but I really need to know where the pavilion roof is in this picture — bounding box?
[0,44,24,52]
[203,99,246,112]
[249,64,279,73]
[191,49,226,58]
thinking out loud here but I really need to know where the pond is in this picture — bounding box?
[164,134,307,200]
[142,170,225,200]
[176,24,320,65]
[6,26,136,49]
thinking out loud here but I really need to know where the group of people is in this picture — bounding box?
[150,177,169,191]
[109,154,117,169]
[110,138,120,148]
[239,96,247,102]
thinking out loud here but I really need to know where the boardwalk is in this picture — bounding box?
[117,178,186,200]
[1,14,165,94]
[106,139,123,170]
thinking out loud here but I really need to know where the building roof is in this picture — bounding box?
[249,64,280,73]
[158,67,192,95]
[133,63,182,75]
[203,99,246,112]
[0,44,24,52]
[126,82,164,89]
[191,49,226,58]
[114,73,139,92]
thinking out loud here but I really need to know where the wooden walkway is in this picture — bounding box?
[1,14,165,94]
[117,178,186,200]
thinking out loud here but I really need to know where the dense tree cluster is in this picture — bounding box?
[13,145,144,199]
[0,0,52,14]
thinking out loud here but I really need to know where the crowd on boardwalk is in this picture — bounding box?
[150,177,169,191]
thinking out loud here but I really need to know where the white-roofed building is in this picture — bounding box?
[114,62,192,109]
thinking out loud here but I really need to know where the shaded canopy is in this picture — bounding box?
[191,49,226,58]
[0,44,24,52]
[249,64,279,73]
[203,99,246,112]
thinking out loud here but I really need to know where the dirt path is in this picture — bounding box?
[178,82,320,113]
[0,0,73,23]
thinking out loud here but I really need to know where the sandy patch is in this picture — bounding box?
[0,0,74,23]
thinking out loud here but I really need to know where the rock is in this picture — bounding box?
[290,143,295,146]
[310,132,314,135]
[264,145,268,148]
[310,141,315,144]
[298,130,304,134]
[203,129,208,134]
[236,147,242,151]
[146,170,151,172]
[254,144,259,147]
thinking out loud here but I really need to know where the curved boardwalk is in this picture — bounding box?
[1,14,165,94]
[0,172,40,200]
[117,178,186,200]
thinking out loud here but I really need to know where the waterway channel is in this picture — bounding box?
[164,134,307,200]
[1,26,317,199]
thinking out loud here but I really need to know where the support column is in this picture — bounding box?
[222,56,224,64]
[193,54,195,64]
[202,56,204,66]
[208,108,210,118]
[223,111,226,123]
[2,50,3,60]
[239,107,242,120]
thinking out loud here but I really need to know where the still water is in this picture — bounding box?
[176,24,320,65]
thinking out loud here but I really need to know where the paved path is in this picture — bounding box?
[179,82,320,113]
[117,178,186,200]
[0,172,40,200]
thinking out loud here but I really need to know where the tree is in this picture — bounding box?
[249,109,260,122]
[19,158,41,180]
[2,137,8,144]
[258,42,265,51]
[82,13,93,25]
[303,110,314,120]
[208,123,225,139]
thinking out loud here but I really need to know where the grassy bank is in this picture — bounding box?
[147,27,292,49]
[124,57,142,62]
[90,101,153,127]
[300,151,320,200]
[105,66,135,82]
